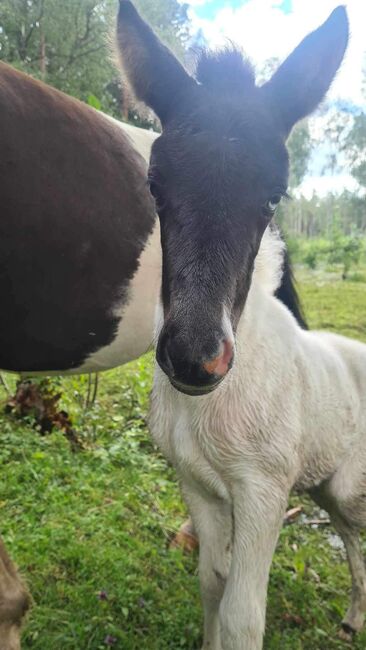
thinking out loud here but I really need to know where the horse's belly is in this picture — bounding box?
[77,225,161,374]
[0,225,161,376]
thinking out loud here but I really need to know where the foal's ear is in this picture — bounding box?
[262,6,349,138]
[117,1,196,125]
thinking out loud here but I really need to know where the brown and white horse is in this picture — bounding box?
[0,60,162,648]
[0,61,161,375]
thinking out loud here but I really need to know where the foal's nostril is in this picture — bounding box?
[156,333,175,377]
[203,339,234,378]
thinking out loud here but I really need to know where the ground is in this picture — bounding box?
[0,272,365,649]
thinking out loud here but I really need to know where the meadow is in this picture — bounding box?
[0,268,365,650]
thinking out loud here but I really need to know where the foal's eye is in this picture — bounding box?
[148,181,165,209]
[264,194,282,215]
[148,181,160,200]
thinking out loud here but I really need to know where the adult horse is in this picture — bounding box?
[0,60,162,648]
[0,41,305,649]
[0,61,160,375]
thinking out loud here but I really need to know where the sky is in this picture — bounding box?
[181,0,366,196]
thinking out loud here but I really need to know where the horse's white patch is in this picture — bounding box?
[78,222,162,373]
[104,116,158,164]
[75,120,161,373]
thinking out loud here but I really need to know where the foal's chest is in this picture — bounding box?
[151,382,230,501]
[172,410,230,500]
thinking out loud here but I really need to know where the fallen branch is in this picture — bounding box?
[283,506,303,524]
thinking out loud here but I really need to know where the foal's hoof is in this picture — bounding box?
[338,623,356,643]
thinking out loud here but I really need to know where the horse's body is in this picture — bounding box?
[0,61,160,374]
[150,228,366,649]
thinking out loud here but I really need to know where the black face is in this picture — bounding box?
[117,1,349,394]
[148,87,289,395]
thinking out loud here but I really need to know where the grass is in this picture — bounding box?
[0,270,365,649]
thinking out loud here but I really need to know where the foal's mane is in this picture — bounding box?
[195,48,256,92]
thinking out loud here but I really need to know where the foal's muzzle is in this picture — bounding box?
[156,331,234,396]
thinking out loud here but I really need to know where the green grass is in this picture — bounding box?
[0,270,365,649]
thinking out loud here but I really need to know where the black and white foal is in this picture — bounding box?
[117,3,362,649]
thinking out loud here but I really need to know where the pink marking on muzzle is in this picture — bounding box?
[203,339,234,378]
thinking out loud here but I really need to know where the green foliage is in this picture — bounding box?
[303,248,317,270]
[0,0,190,116]
[280,191,366,238]
[327,231,362,278]
[343,113,366,189]
[292,233,365,279]
[321,107,366,191]
[133,0,189,57]
[287,121,312,189]
[87,93,102,110]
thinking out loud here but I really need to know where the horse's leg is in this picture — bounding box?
[333,521,366,640]
[0,537,30,650]
[219,476,288,650]
[181,482,232,650]
[311,470,366,640]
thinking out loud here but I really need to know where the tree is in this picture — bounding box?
[287,122,312,189]
[321,57,366,193]
[0,0,190,117]
[133,0,189,57]
[343,113,366,189]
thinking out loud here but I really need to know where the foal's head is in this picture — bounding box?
[117,1,348,395]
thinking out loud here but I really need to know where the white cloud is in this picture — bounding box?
[296,174,359,199]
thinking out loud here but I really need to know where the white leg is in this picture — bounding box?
[182,483,232,650]
[337,525,366,639]
[219,477,288,650]
[311,476,366,639]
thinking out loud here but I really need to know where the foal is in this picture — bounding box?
[116,2,358,648]
[151,227,366,649]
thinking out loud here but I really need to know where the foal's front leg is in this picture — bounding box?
[181,482,232,650]
[219,476,289,650]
